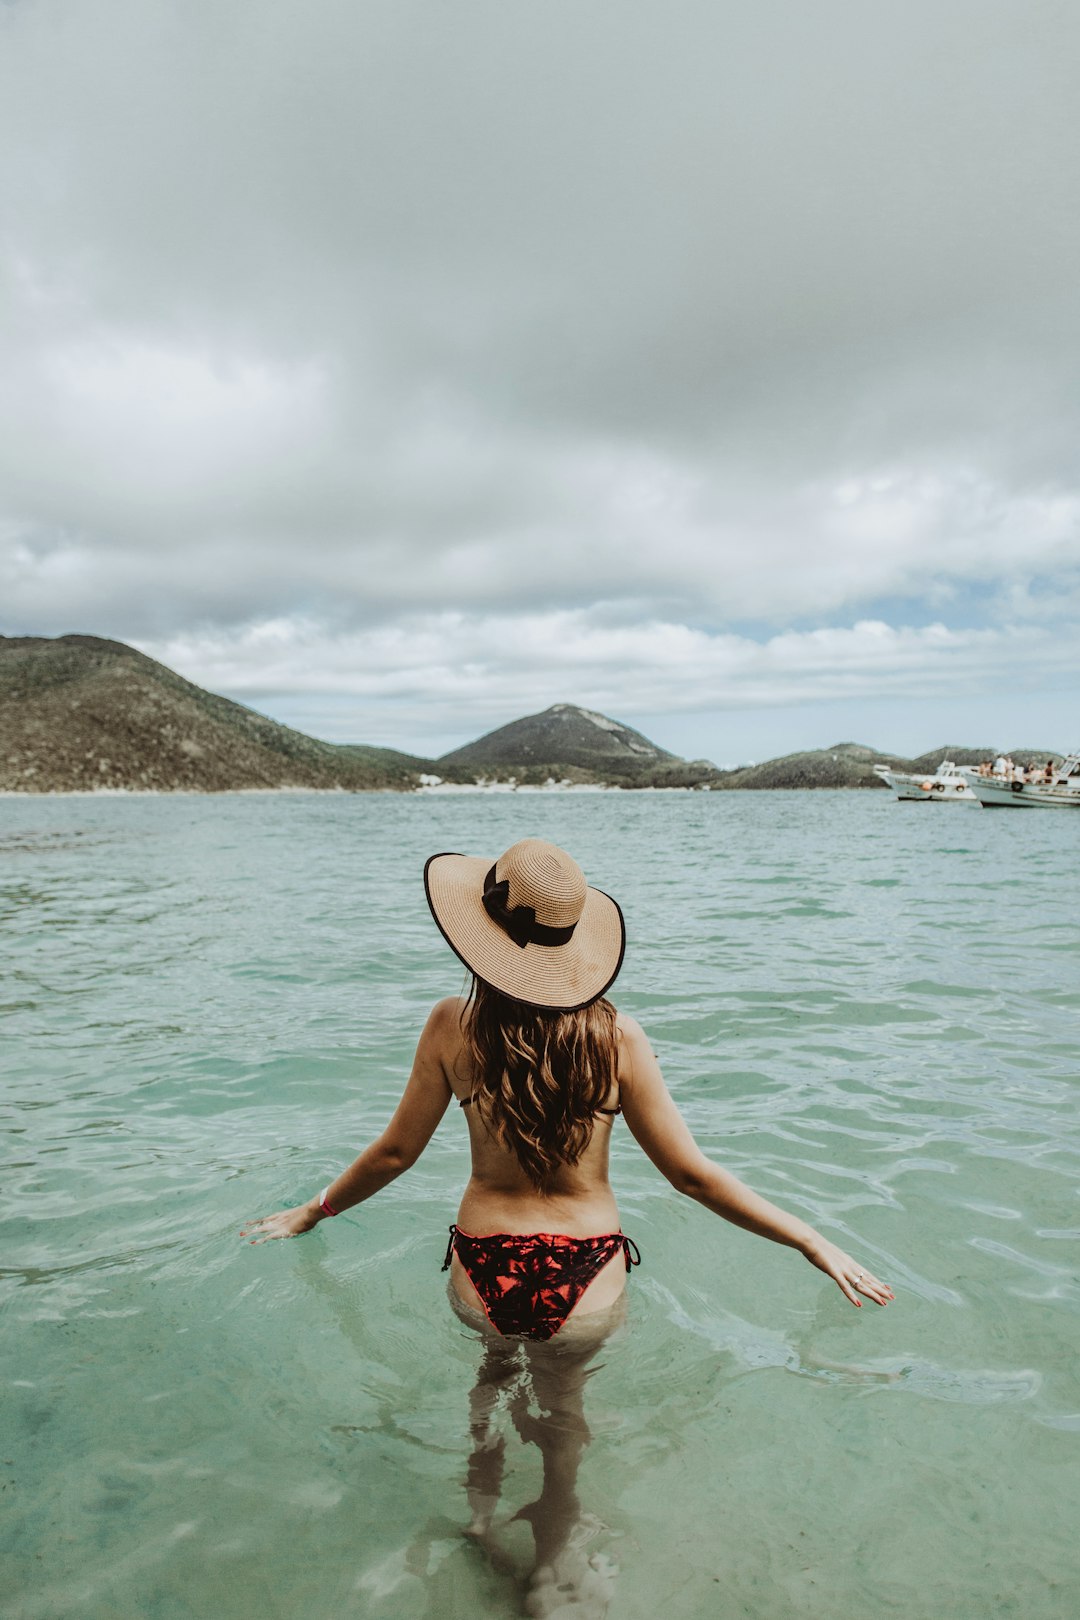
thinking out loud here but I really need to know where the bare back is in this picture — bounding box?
[436,996,629,1318]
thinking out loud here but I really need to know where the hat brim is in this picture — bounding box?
[424,852,625,1011]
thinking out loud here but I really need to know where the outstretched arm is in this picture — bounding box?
[618,1016,893,1308]
[241,998,457,1243]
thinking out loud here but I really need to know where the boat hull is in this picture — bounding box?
[874,768,975,801]
[966,778,1080,809]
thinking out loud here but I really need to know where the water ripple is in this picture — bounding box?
[3,791,1080,1618]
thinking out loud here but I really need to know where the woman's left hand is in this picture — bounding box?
[240,1201,321,1243]
[803,1236,894,1307]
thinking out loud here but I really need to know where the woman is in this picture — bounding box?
[243,839,892,1604]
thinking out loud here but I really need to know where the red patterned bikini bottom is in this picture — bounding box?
[443,1224,641,1342]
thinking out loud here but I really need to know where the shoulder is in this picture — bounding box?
[615,1010,647,1046]
[424,996,469,1039]
[614,1012,654,1081]
[410,998,468,1086]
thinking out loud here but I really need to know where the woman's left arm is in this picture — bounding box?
[619,1016,894,1308]
[241,998,458,1243]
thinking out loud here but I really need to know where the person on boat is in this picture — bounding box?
[242,839,893,1601]
[993,754,1009,777]
[1044,759,1057,783]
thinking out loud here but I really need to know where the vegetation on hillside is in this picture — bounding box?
[1,635,1060,794]
[0,636,419,792]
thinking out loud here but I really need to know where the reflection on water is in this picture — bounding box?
[3,791,1079,1617]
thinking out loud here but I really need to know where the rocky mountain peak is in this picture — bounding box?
[437,703,678,770]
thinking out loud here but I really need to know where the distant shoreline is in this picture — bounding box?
[0,782,616,797]
[0,782,884,798]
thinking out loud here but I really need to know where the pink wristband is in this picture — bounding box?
[318,1185,339,1218]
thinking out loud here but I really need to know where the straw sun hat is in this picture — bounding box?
[424,839,625,1011]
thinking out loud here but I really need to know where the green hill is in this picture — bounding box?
[438,703,678,773]
[432,701,719,786]
[708,742,894,791]
[0,635,420,792]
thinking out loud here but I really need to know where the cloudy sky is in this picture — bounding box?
[2,0,1077,762]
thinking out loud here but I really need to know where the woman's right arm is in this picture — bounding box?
[618,1016,893,1308]
[240,998,458,1243]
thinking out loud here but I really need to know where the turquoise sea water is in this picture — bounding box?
[2,790,1078,1620]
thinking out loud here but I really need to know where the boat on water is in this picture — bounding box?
[962,753,1080,809]
[874,760,976,802]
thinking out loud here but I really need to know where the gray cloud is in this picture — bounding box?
[1,0,1078,740]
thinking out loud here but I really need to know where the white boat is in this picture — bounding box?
[962,753,1080,809]
[874,759,976,802]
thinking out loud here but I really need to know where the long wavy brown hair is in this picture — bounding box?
[460,975,619,1191]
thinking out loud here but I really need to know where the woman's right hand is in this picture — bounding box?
[240,1200,322,1243]
[802,1235,894,1307]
